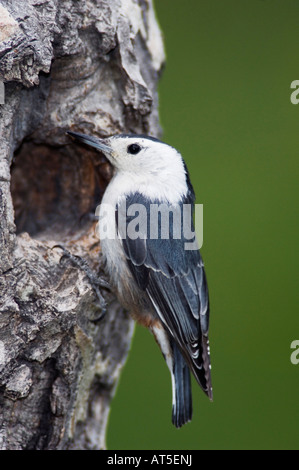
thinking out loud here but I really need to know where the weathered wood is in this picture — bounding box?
[0,0,164,449]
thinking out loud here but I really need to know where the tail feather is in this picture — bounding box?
[171,342,192,428]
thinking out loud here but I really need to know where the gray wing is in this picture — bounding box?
[117,193,212,399]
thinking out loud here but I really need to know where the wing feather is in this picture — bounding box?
[117,192,212,398]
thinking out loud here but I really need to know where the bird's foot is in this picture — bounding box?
[52,244,110,318]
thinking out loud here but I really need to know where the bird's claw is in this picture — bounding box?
[52,244,110,323]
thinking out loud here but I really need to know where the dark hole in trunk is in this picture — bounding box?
[10,140,112,241]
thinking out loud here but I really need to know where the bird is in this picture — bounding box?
[67,130,212,427]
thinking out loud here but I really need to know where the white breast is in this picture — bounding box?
[98,165,188,303]
[99,182,127,273]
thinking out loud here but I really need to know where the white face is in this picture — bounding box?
[68,132,189,202]
[105,135,181,175]
[100,135,189,202]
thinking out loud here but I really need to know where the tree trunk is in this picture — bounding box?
[0,0,164,450]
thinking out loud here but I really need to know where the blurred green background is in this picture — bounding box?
[107,0,299,450]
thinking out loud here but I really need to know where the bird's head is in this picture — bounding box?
[67,131,190,201]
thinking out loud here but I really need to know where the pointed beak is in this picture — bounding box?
[66,131,113,156]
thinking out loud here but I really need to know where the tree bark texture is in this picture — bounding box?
[0,0,164,449]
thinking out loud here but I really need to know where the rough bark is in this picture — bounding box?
[0,0,164,450]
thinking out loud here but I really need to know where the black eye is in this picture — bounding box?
[127,143,141,155]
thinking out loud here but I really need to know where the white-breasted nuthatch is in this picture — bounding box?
[67,131,212,427]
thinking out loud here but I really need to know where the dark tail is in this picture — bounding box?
[171,342,193,428]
